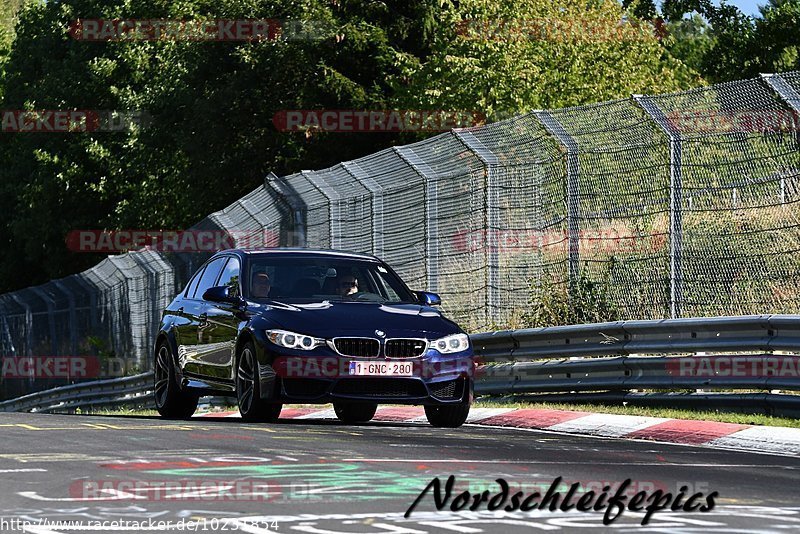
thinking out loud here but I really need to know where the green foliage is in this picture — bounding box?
[660,0,800,82]
[661,14,715,75]
[522,270,621,328]
[393,0,701,115]
[0,0,32,92]
[0,0,705,293]
[0,0,429,290]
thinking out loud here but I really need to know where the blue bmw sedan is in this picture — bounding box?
[154,249,475,427]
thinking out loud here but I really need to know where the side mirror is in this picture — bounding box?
[415,291,442,306]
[203,286,244,306]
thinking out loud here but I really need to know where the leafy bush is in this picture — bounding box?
[522,269,620,327]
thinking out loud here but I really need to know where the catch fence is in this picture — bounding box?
[1,71,799,397]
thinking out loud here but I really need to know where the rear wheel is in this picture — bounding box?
[237,342,282,422]
[333,401,378,423]
[425,401,470,428]
[154,341,198,419]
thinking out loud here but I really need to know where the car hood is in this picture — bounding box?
[248,300,462,338]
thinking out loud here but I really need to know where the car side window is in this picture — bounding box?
[192,257,227,299]
[184,266,206,298]
[217,257,241,297]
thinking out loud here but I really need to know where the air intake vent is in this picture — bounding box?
[333,378,427,398]
[385,339,427,358]
[333,338,380,357]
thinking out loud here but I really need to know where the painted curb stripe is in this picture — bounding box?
[374,407,423,421]
[465,408,516,423]
[626,419,749,445]
[707,426,800,455]
[293,408,337,419]
[478,408,592,429]
[193,407,799,457]
[546,413,671,438]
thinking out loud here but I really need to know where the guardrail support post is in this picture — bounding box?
[302,170,342,249]
[453,130,501,326]
[342,161,384,258]
[394,146,439,293]
[534,111,581,289]
[634,95,684,319]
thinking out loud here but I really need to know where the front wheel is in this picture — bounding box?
[237,342,282,422]
[333,401,377,423]
[425,401,470,428]
[154,341,198,419]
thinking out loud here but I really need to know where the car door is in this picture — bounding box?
[179,256,227,378]
[195,256,242,381]
[171,263,206,373]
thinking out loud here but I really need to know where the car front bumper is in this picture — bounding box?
[267,353,475,405]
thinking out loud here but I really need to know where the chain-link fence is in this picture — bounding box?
[1,71,799,398]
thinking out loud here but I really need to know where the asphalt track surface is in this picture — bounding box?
[0,412,799,533]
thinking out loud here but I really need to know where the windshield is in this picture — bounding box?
[245,256,417,304]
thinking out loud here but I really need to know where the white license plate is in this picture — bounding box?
[349,361,413,376]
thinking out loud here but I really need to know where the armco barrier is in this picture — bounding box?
[0,372,154,413]
[3,315,800,413]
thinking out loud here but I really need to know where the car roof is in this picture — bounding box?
[217,248,381,262]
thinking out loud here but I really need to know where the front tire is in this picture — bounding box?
[425,401,470,428]
[154,341,198,419]
[333,401,377,423]
[237,342,282,422]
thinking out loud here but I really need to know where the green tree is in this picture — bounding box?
[661,14,715,76]
[392,0,701,116]
[0,0,430,289]
[660,0,800,82]
[0,0,705,292]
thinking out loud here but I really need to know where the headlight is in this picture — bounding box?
[429,333,470,354]
[266,330,323,351]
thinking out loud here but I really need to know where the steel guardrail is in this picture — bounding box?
[472,315,800,399]
[2,315,800,413]
[0,372,154,413]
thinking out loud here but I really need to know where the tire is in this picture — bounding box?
[333,401,377,423]
[425,401,470,428]
[154,341,198,419]
[237,342,282,422]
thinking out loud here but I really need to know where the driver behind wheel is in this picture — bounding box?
[337,274,358,297]
[251,272,271,299]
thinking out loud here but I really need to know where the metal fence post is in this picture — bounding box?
[452,130,500,325]
[762,73,800,112]
[265,172,307,247]
[29,287,58,357]
[393,146,439,293]
[343,161,384,258]
[302,170,342,249]
[634,95,683,319]
[534,111,580,288]
[52,281,78,357]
